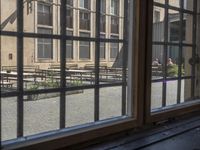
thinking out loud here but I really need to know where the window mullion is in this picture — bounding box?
[94,0,101,121]
[177,0,184,104]
[17,0,24,137]
[60,0,67,129]
[122,0,128,115]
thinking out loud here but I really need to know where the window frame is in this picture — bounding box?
[145,0,200,123]
[0,0,140,149]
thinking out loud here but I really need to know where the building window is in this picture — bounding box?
[37,28,53,59]
[79,11,90,30]
[154,10,160,22]
[111,16,119,34]
[66,31,73,59]
[110,0,119,15]
[37,2,52,26]
[79,0,90,10]
[79,32,90,59]
[110,36,119,59]
[67,0,73,6]
[101,0,106,13]
[66,7,73,28]
[100,34,106,59]
[100,15,106,32]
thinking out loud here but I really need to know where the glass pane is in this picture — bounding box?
[100,87,122,120]
[166,80,178,106]
[65,89,94,127]
[169,0,180,8]
[1,97,17,141]
[184,13,193,44]
[167,46,179,78]
[182,47,192,77]
[0,0,17,31]
[24,38,60,91]
[154,0,165,4]
[153,7,165,42]
[151,82,163,110]
[181,79,192,102]
[184,0,194,11]
[1,36,17,94]
[168,10,180,42]
[152,45,164,80]
[24,93,59,136]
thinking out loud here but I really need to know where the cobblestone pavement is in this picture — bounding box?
[1,81,190,141]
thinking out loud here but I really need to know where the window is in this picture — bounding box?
[79,0,90,10]
[111,16,119,34]
[66,31,73,59]
[110,0,119,15]
[100,35,106,59]
[79,11,90,30]
[100,15,106,32]
[0,0,136,149]
[101,0,106,13]
[67,0,73,6]
[110,36,119,59]
[37,28,53,59]
[151,0,199,111]
[37,2,52,26]
[154,10,160,22]
[79,32,90,59]
[66,6,73,28]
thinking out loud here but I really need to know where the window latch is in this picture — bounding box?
[189,54,200,65]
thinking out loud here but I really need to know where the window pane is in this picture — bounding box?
[153,7,165,42]
[168,10,180,42]
[1,36,17,94]
[37,2,52,26]
[79,32,90,59]
[0,0,17,31]
[1,97,17,141]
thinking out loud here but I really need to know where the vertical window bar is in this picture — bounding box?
[122,0,128,115]
[60,0,67,129]
[0,0,1,142]
[94,0,101,121]
[17,0,24,137]
[191,0,197,98]
[177,0,184,104]
[162,0,169,107]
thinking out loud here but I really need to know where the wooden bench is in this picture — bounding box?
[49,64,78,70]
[1,65,39,73]
[0,81,14,88]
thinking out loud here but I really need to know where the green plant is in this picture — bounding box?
[72,79,83,86]
[167,64,184,77]
[28,83,39,90]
